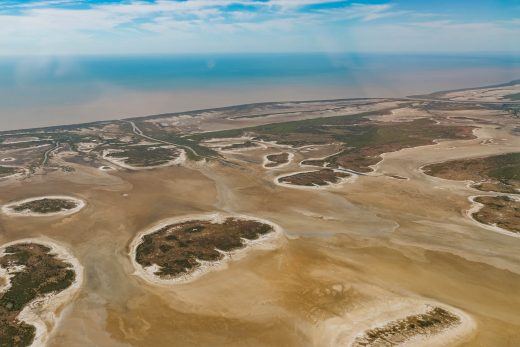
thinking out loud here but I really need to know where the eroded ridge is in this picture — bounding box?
[422,152,520,194]
[264,152,291,168]
[352,306,461,347]
[0,240,82,347]
[471,195,520,234]
[277,169,351,188]
[2,196,85,217]
[131,214,281,284]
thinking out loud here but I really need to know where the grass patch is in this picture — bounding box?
[503,92,520,101]
[423,152,520,193]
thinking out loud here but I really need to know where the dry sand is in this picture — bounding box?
[0,105,518,346]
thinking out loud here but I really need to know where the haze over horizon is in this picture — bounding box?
[0,0,518,130]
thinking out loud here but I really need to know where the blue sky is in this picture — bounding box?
[0,0,518,55]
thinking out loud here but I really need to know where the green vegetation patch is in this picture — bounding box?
[135,218,274,277]
[278,169,350,187]
[503,92,520,101]
[189,111,374,147]
[0,166,17,178]
[190,110,474,172]
[473,195,520,234]
[220,141,259,151]
[106,145,181,167]
[131,121,216,160]
[423,152,520,193]
[301,118,475,172]
[265,152,290,167]
[0,243,76,347]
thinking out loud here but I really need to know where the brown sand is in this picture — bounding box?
[0,110,519,346]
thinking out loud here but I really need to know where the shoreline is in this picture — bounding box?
[129,212,284,286]
[0,238,84,347]
[1,195,86,217]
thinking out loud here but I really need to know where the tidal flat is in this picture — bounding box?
[0,81,519,346]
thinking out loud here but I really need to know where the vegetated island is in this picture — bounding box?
[192,115,475,174]
[103,145,184,170]
[220,141,260,151]
[131,214,281,284]
[277,169,351,188]
[423,152,520,235]
[352,306,462,347]
[0,240,82,347]
[470,195,520,234]
[422,152,520,194]
[264,152,292,168]
[2,196,85,217]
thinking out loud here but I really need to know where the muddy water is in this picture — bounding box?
[0,124,519,346]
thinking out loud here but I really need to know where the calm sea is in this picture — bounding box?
[0,53,519,130]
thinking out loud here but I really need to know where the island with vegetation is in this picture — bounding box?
[2,196,85,217]
[132,214,280,283]
[352,306,462,347]
[423,152,520,194]
[0,240,81,347]
[264,152,291,168]
[470,195,520,234]
[277,169,351,188]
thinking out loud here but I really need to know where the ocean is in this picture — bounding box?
[0,53,519,130]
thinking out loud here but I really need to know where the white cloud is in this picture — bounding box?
[0,0,517,55]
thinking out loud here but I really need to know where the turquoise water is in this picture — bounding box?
[0,53,519,130]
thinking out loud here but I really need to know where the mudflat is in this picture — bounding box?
[0,82,520,346]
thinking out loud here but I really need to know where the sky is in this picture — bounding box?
[0,0,518,55]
